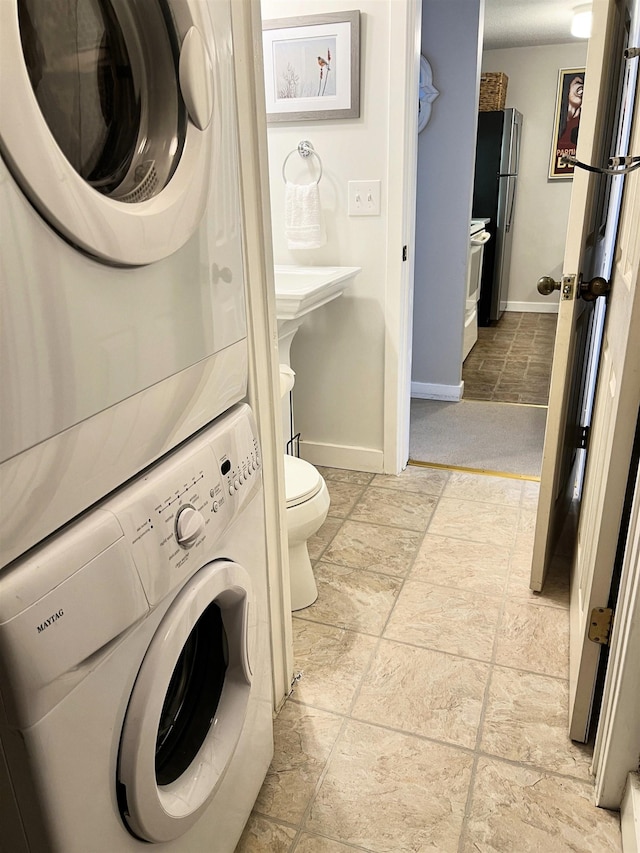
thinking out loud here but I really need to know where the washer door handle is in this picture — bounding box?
[179,27,214,131]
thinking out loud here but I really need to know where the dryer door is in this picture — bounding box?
[1,0,215,265]
[118,560,254,843]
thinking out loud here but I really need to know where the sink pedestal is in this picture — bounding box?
[277,318,306,450]
[273,265,361,451]
[277,317,306,371]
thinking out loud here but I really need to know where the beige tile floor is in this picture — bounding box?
[236,466,622,853]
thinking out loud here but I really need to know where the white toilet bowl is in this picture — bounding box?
[283,454,330,611]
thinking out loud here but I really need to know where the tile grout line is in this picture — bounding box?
[340,479,448,717]
[293,612,572,680]
[287,473,453,851]
[286,713,352,853]
[318,474,373,550]
[456,476,526,850]
[278,697,595,788]
[285,694,475,757]
[458,479,578,849]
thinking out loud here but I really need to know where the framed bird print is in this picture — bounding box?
[262,11,360,123]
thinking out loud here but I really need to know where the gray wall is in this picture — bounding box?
[482,42,588,310]
[412,0,484,395]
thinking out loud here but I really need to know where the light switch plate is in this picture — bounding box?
[348,180,381,216]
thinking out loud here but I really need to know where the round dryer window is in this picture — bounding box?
[118,561,254,844]
[1,0,217,265]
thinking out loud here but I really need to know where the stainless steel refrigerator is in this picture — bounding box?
[472,107,523,325]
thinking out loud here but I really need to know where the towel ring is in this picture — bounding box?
[282,140,323,184]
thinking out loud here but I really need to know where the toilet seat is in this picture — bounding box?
[283,456,323,508]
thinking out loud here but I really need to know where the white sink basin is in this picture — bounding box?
[274,265,361,320]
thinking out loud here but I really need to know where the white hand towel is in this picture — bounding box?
[284,181,326,250]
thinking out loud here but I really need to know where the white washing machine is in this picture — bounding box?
[0,404,273,853]
[0,0,249,568]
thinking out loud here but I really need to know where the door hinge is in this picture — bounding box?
[402,245,408,261]
[578,425,590,450]
[588,607,614,645]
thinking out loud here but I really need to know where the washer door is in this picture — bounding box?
[1,0,215,265]
[118,561,254,843]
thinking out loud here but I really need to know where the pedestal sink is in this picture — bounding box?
[273,265,361,365]
[273,265,361,447]
[274,265,361,319]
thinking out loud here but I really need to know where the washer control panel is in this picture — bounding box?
[106,405,262,605]
[0,405,262,727]
[224,434,261,497]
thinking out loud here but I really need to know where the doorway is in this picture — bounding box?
[409,4,589,478]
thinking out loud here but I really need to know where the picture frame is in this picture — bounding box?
[549,67,586,180]
[262,11,360,123]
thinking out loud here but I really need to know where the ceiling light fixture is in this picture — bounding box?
[571,4,592,38]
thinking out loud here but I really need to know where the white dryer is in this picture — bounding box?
[0,0,249,568]
[0,404,273,852]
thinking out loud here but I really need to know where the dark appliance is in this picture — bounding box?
[472,107,523,325]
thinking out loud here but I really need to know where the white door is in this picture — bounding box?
[531,0,640,742]
[592,467,640,808]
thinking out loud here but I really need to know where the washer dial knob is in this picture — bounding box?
[175,505,205,548]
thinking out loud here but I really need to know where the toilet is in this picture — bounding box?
[284,455,330,610]
[279,366,330,611]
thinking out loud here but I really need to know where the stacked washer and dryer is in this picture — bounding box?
[0,1,273,851]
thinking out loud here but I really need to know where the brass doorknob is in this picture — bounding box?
[537,276,561,295]
[580,276,610,302]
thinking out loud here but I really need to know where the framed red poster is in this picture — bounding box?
[549,68,585,180]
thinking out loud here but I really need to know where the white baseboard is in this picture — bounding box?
[505,301,559,314]
[622,773,640,853]
[410,381,464,402]
[299,440,384,473]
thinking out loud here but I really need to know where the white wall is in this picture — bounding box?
[482,41,588,310]
[259,4,584,465]
[261,0,401,472]
[411,0,484,399]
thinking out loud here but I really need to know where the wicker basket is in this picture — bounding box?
[479,72,508,111]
